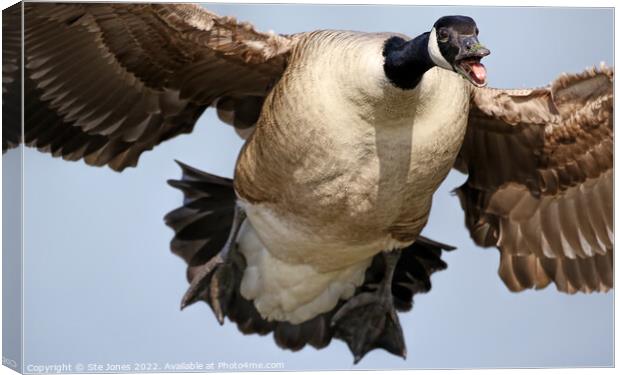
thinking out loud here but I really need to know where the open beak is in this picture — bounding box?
[453,35,490,87]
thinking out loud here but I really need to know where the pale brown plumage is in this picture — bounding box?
[6,1,614,359]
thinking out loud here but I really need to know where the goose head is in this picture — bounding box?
[428,15,491,87]
[383,15,490,89]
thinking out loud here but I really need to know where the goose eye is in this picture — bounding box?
[438,28,449,41]
[475,27,479,36]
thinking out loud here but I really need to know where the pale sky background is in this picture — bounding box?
[3,2,614,372]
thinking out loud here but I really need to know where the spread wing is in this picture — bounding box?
[455,66,613,294]
[17,3,292,170]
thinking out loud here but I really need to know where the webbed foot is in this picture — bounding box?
[180,204,246,324]
[332,250,406,364]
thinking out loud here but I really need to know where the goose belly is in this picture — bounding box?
[237,216,372,324]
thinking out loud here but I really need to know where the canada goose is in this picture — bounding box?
[4,3,612,365]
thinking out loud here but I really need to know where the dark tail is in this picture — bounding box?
[164,161,456,358]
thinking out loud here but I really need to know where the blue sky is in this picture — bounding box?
[8,3,613,371]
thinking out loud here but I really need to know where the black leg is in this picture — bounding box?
[180,203,247,324]
[332,250,406,364]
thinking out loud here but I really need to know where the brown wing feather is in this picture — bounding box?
[21,3,292,170]
[456,65,613,294]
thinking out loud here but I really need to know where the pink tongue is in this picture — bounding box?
[470,62,487,82]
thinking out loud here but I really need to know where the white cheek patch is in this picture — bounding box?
[428,28,453,70]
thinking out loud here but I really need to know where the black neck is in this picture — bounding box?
[382,32,435,90]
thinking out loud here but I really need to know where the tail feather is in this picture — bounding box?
[164,161,454,357]
[164,161,236,276]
